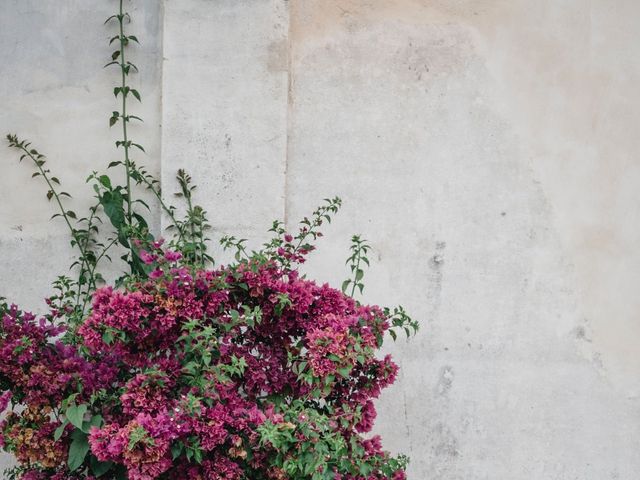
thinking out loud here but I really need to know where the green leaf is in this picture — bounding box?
[98,175,112,189]
[90,456,113,477]
[82,414,104,434]
[171,442,184,460]
[101,190,126,230]
[66,404,88,429]
[68,430,90,471]
[54,421,67,441]
[131,89,141,102]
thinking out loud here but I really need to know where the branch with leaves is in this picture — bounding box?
[342,234,370,297]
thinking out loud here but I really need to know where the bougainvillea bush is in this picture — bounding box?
[0,2,417,480]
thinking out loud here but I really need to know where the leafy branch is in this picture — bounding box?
[174,169,212,267]
[263,197,342,270]
[342,235,370,297]
[7,135,82,251]
[384,305,419,341]
[105,0,145,271]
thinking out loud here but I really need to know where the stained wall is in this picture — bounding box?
[1,1,639,478]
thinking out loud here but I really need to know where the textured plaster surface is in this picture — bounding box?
[162,0,289,254]
[1,1,639,478]
[0,0,163,307]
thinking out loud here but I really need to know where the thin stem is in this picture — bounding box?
[135,170,186,241]
[197,215,205,266]
[118,0,133,227]
[80,236,119,315]
[73,205,98,309]
[349,250,362,298]
[185,193,198,262]
[17,145,85,257]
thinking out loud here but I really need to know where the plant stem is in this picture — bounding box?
[73,205,98,309]
[80,236,119,315]
[118,0,133,229]
[349,250,362,298]
[134,170,186,241]
[17,146,85,257]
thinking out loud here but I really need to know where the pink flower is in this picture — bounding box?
[139,250,156,265]
[0,391,11,413]
[164,250,182,262]
[149,269,164,279]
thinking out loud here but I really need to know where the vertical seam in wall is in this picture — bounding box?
[284,0,293,229]
[158,0,166,232]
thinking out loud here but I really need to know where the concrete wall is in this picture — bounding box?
[1,1,639,478]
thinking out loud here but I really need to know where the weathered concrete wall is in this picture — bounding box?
[0,0,163,306]
[1,1,639,478]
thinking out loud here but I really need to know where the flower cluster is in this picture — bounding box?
[0,241,411,479]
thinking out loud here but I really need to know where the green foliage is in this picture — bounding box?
[68,430,90,471]
[2,2,419,479]
[5,0,208,323]
[342,234,371,297]
[258,401,410,479]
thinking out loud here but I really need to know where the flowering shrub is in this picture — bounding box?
[0,228,415,479]
[1,1,417,479]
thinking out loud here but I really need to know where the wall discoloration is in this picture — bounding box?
[286,0,640,478]
[2,1,640,478]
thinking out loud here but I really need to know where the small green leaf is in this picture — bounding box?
[54,421,67,441]
[68,430,90,471]
[98,175,112,189]
[171,442,184,460]
[66,404,88,429]
[90,456,113,477]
